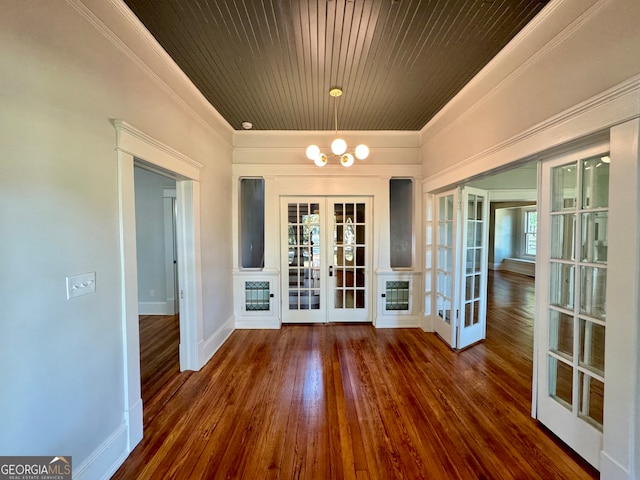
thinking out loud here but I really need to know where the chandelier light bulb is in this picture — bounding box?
[305,88,370,166]
[306,144,320,160]
[314,153,328,167]
[355,144,369,160]
[341,153,355,167]
[331,138,347,155]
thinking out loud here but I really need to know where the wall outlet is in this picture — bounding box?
[66,272,96,299]
[149,289,155,298]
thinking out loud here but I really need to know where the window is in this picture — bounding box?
[389,178,413,268]
[524,209,537,256]
[240,178,265,269]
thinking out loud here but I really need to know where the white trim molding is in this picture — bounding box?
[113,120,203,180]
[67,0,233,140]
[423,74,640,192]
[73,423,129,480]
[113,119,206,474]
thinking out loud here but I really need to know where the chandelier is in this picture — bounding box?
[305,88,369,167]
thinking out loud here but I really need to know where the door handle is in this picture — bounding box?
[329,266,333,277]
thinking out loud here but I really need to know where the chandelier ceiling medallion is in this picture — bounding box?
[305,88,369,167]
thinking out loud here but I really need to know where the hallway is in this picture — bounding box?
[115,271,597,479]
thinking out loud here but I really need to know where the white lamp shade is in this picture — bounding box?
[306,144,320,160]
[340,153,355,167]
[314,153,328,167]
[331,138,347,155]
[355,144,369,160]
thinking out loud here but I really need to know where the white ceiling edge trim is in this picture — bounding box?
[422,73,640,192]
[419,0,604,145]
[67,0,234,143]
[113,119,203,180]
[233,131,421,149]
[232,164,422,178]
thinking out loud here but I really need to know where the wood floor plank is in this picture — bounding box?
[113,272,598,479]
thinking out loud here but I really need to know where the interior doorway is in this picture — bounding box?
[114,119,204,450]
[134,167,178,316]
[133,166,181,408]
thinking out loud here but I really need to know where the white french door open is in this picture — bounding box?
[281,197,371,324]
[536,147,610,469]
[433,187,489,349]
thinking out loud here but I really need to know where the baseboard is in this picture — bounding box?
[420,315,434,332]
[235,316,281,329]
[502,258,536,277]
[126,397,143,450]
[199,315,235,368]
[599,451,630,480]
[73,423,129,480]
[375,316,421,328]
[138,301,173,315]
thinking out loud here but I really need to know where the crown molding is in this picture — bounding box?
[113,119,203,180]
[422,73,640,192]
[66,0,233,142]
[420,0,606,145]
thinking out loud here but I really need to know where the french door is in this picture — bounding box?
[536,148,610,469]
[433,187,489,349]
[281,197,370,323]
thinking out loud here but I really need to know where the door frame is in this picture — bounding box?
[163,190,179,315]
[114,120,203,451]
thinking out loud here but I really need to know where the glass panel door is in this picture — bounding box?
[281,199,325,323]
[281,197,370,323]
[537,150,610,469]
[433,190,457,346]
[458,187,489,349]
[329,199,370,322]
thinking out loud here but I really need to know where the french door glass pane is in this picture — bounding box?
[464,302,473,327]
[579,266,607,320]
[550,214,576,260]
[549,356,573,408]
[287,202,320,310]
[334,202,366,309]
[467,194,476,219]
[582,157,610,209]
[579,319,605,375]
[549,263,574,310]
[579,372,604,429]
[552,162,578,211]
[466,221,475,247]
[549,309,573,359]
[581,212,608,263]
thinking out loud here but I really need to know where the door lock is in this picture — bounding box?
[329,265,333,277]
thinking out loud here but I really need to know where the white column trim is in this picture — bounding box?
[113,120,205,458]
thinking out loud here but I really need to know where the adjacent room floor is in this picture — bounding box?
[114,271,598,479]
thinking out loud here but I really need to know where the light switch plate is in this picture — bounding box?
[66,272,96,299]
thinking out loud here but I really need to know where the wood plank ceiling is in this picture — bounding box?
[123,0,549,131]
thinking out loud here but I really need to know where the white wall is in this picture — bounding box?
[134,167,176,314]
[420,0,640,478]
[0,1,233,478]
[421,0,640,188]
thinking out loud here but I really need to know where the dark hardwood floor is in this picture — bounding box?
[114,272,598,479]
